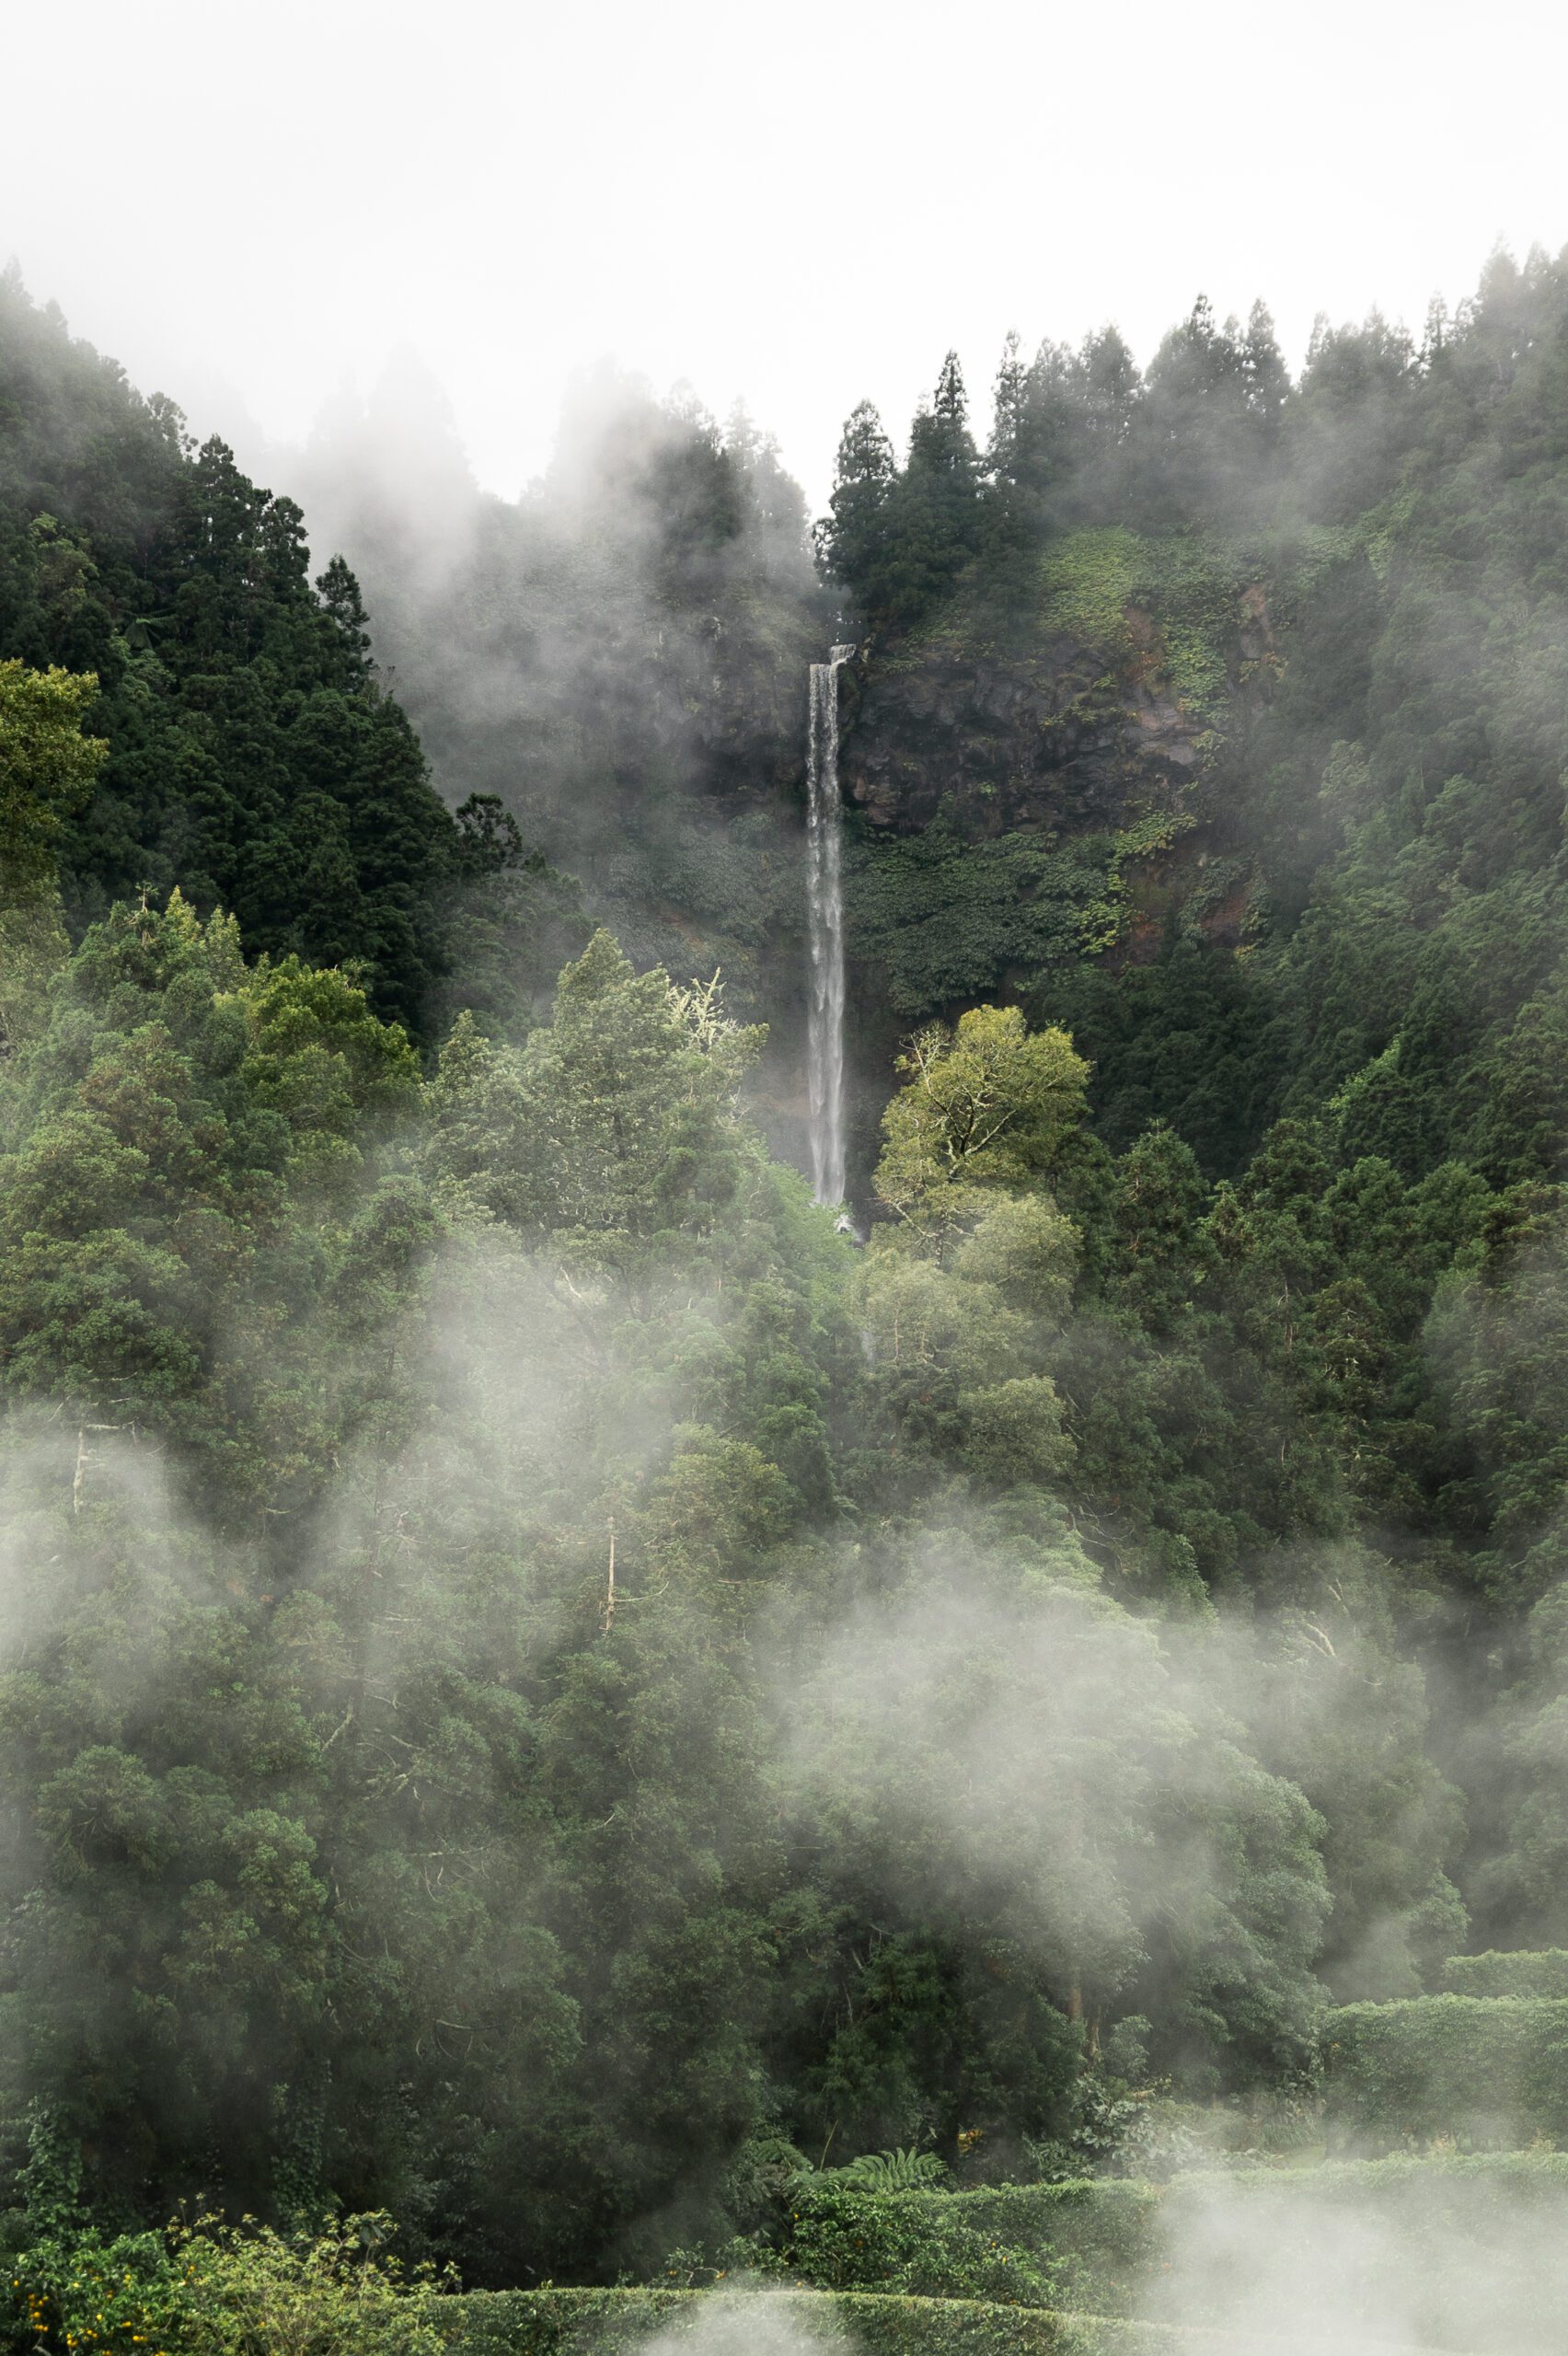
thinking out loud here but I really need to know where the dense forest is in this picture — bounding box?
[6,248,1568,2351]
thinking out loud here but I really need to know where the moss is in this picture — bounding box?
[1035,533,1238,719]
[1038,529,1144,654]
[1132,540,1236,713]
[1358,483,1422,582]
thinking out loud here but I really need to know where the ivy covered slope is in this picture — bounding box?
[0,268,579,1041]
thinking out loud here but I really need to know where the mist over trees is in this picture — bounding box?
[287,355,823,1021]
[5,246,1568,2350]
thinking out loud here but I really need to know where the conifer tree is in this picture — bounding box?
[879,352,983,621]
[986,329,1028,486]
[983,329,1041,560]
[1077,322,1141,442]
[315,554,374,676]
[1242,298,1290,435]
[814,399,896,614]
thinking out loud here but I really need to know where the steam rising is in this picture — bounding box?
[1146,2161,1568,2352]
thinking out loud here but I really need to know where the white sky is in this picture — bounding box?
[4,0,1566,512]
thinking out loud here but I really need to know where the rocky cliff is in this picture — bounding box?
[839,619,1205,841]
[832,530,1274,998]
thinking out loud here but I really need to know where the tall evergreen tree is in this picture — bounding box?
[814,398,897,615]
[875,352,983,622]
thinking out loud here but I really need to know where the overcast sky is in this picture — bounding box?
[5,0,1566,511]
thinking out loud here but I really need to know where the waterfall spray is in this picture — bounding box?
[806,645,854,1207]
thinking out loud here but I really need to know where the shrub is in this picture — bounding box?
[6,2212,450,2356]
[1321,1994,1568,2146]
[897,2184,1161,2317]
[760,2183,1059,2306]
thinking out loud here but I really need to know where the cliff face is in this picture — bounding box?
[838,620,1207,842]
[831,535,1274,986]
[805,549,1283,1095]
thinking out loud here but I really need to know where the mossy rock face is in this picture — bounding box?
[838,533,1243,847]
[831,537,1261,1034]
[840,635,1191,844]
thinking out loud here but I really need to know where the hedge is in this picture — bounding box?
[866,2184,1161,2316]
[1436,1949,1568,1999]
[440,2160,1568,2356]
[767,2157,1562,2346]
[759,2156,1568,2318]
[1322,1994,1568,2145]
[826,2161,1568,2338]
[769,2182,1061,2305]
[437,2285,1426,2356]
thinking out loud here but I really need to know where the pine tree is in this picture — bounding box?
[882,352,983,621]
[315,554,374,677]
[982,330,1040,562]
[1242,299,1290,435]
[813,399,896,613]
[986,329,1028,486]
[1076,324,1142,445]
[916,350,981,494]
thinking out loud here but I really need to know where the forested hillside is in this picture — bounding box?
[0,270,582,1042]
[5,249,1568,2350]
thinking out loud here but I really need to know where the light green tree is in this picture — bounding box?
[873,1004,1088,1253]
[0,661,107,1048]
[0,659,106,896]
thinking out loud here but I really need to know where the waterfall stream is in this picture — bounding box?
[806,645,855,1207]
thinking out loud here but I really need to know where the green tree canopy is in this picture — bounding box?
[873,1005,1089,1250]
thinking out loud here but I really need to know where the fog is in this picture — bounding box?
[1147,2161,1568,2350]
[4,0,1566,504]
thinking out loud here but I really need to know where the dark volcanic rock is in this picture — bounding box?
[838,617,1209,843]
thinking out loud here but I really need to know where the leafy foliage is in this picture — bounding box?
[1322,1995,1568,2148]
[829,2151,952,2194]
[7,2210,450,2356]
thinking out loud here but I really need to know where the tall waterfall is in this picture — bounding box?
[806,645,855,1206]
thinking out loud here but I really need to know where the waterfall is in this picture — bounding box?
[806,644,855,1207]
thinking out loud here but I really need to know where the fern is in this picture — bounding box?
[830,2145,951,2192]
